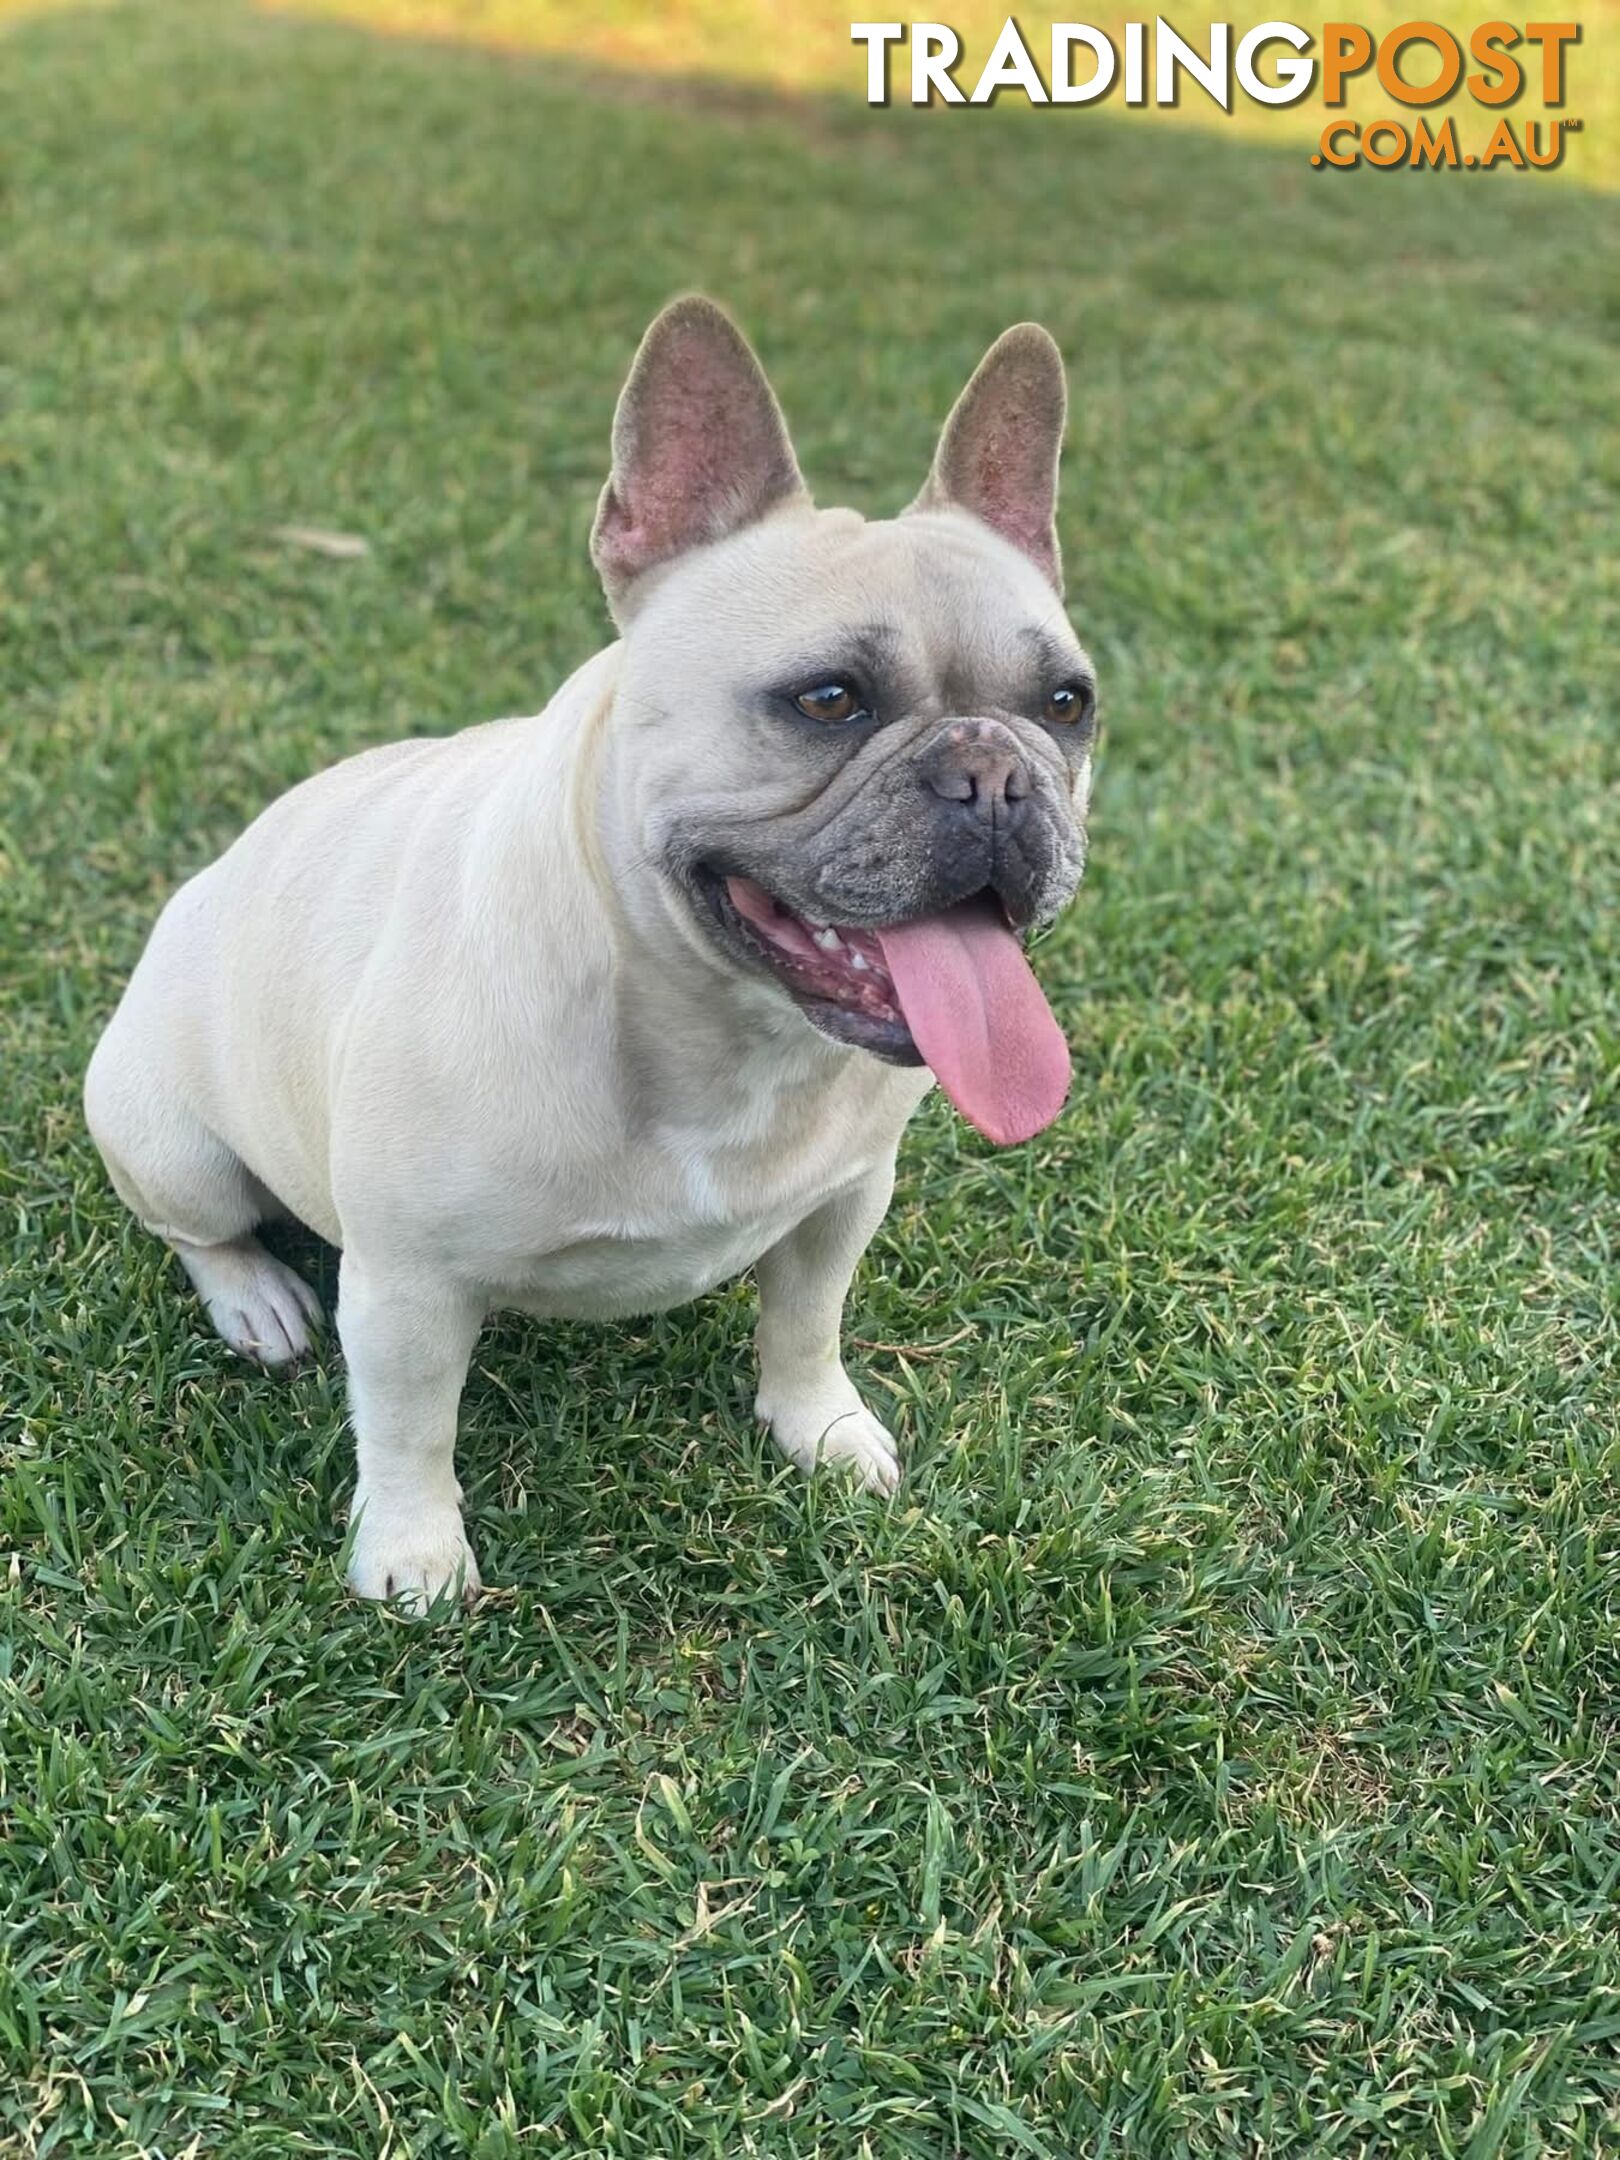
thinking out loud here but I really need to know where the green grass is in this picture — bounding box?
[2,5,1619,2154]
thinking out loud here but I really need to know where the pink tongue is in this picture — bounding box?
[875,899,1071,1145]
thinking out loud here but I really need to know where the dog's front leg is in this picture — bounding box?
[339,1252,486,1612]
[754,1163,901,1496]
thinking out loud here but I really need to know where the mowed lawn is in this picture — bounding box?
[2,6,1618,2155]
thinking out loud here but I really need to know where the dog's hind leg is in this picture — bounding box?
[170,1235,323,1368]
[84,1030,323,1368]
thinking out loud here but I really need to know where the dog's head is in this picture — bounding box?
[593,298,1095,1145]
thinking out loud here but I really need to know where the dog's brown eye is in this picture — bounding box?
[1046,684,1093,727]
[794,682,865,725]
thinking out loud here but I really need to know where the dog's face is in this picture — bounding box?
[593,300,1094,1145]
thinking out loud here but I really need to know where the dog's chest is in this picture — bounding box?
[502,1165,836,1322]
[507,1215,797,1322]
[494,1063,923,1323]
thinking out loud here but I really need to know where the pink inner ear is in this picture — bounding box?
[618,359,734,552]
[597,311,801,589]
[921,328,1065,588]
[972,416,1058,570]
[966,413,1055,570]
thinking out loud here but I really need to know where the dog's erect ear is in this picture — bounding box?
[909,325,1067,593]
[591,296,808,618]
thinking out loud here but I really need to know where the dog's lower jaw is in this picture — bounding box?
[756,1371,901,1496]
[347,1487,481,1614]
[685,865,924,1066]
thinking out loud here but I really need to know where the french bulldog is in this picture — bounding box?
[84,298,1096,1611]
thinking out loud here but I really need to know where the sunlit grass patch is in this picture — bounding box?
[267,0,1620,187]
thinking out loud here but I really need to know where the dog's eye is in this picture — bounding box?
[1045,683,1094,728]
[794,682,867,725]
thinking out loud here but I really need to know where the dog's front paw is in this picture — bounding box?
[347,1493,481,1614]
[759,1385,901,1497]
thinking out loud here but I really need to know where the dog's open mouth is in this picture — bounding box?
[723,874,909,1033]
[696,869,1072,1146]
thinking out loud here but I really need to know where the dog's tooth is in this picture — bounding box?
[848,950,869,972]
[812,927,843,953]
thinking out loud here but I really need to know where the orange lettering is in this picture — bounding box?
[1410,116,1459,164]
[1320,120,1360,164]
[1524,22,1578,103]
[1377,21,1463,106]
[1467,21,1522,104]
[1322,22,1374,103]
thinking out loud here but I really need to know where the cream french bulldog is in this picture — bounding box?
[84,298,1096,1611]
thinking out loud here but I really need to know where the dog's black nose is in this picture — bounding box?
[919,720,1029,811]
